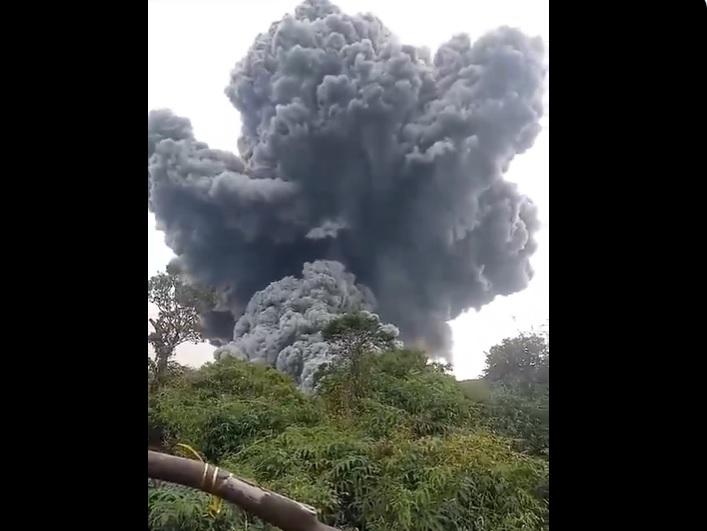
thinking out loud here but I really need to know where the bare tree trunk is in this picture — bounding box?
[148,450,340,531]
[154,348,170,384]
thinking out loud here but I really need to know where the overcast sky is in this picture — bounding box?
[148,0,549,380]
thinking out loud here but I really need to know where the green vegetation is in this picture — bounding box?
[148,315,549,530]
[478,332,549,458]
[458,379,492,403]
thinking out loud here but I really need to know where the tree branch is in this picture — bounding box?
[148,451,340,531]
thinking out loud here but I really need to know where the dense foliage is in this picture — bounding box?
[458,332,550,460]
[479,332,549,458]
[483,332,549,397]
[148,321,549,530]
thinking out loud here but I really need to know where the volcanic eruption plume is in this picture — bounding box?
[148,0,546,385]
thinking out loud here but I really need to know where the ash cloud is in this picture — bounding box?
[148,0,546,364]
[214,260,399,390]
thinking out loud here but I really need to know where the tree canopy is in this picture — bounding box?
[483,331,549,397]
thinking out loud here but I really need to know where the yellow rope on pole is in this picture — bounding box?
[174,443,224,516]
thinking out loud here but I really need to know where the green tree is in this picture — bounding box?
[482,332,549,397]
[475,331,550,458]
[148,267,214,387]
[319,313,398,403]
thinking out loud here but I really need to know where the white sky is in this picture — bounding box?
[148,0,549,379]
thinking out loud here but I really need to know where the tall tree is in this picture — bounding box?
[320,312,398,401]
[148,267,214,386]
[482,331,549,396]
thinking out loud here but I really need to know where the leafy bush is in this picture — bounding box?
[148,481,277,531]
[148,347,548,531]
[202,397,321,462]
[478,387,549,457]
[148,358,318,455]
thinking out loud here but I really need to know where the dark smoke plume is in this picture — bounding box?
[148,0,546,365]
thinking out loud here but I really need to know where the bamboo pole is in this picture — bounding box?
[148,450,340,531]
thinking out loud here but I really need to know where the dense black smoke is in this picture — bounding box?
[148,0,546,361]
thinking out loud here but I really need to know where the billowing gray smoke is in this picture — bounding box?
[148,0,546,368]
[213,260,399,390]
